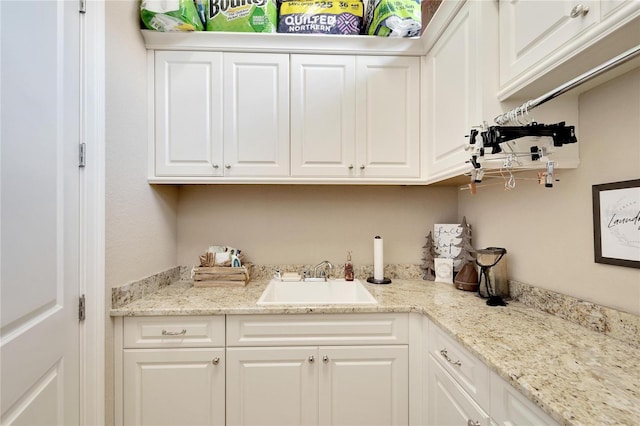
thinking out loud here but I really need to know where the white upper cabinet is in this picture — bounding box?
[154,51,224,177]
[153,51,289,179]
[356,56,421,179]
[499,0,640,99]
[422,0,501,183]
[291,55,420,179]
[147,32,422,184]
[290,55,357,177]
[223,53,290,177]
[500,0,600,85]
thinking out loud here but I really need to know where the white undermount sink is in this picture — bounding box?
[256,279,378,306]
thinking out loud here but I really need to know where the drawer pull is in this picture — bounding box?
[467,420,480,426]
[440,348,462,366]
[569,4,589,18]
[161,329,187,336]
[212,357,220,365]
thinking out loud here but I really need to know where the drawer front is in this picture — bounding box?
[428,322,489,411]
[427,354,490,426]
[124,316,225,348]
[490,371,559,426]
[227,313,409,347]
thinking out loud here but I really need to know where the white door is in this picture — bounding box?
[318,346,409,426]
[1,0,81,424]
[154,51,224,177]
[123,348,225,426]
[426,355,489,426]
[226,347,318,426]
[223,53,290,177]
[499,0,599,85]
[355,56,420,178]
[290,55,357,177]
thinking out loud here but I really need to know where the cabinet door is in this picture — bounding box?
[355,56,420,178]
[226,347,318,426]
[422,0,499,182]
[427,355,490,426]
[123,348,225,426]
[500,0,599,85]
[319,345,409,426]
[290,55,357,177]
[223,53,289,177]
[490,371,559,426]
[155,51,223,177]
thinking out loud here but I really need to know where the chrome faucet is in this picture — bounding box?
[310,260,333,280]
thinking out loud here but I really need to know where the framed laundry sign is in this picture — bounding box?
[592,179,640,268]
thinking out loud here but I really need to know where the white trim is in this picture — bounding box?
[80,0,105,424]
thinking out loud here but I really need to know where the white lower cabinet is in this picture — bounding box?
[427,354,490,426]
[225,313,410,426]
[490,371,558,426]
[320,345,408,426]
[226,345,408,426]
[120,316,226,426]
[116,313,559,426]
[123,348,225,426]
[425,319,559,426]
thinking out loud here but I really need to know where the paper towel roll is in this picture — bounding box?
[373,236,384,280]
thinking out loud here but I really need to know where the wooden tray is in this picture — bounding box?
[193,263,252,287]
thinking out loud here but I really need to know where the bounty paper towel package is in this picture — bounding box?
[205,0,278,32]
[278,0,364,35]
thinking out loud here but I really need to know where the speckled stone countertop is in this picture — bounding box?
[111,278,640,426]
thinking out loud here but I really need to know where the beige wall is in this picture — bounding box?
[459,69,640,315]
[105,1,179,291]
[177,185,458,267]
[105,1,179,423]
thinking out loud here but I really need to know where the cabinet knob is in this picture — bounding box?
[348,164,354,170]
[309,356,315,363]
[439,348,462,366]
[225,164,231,169]
[359,164,365,170]
[569,4,589,18]
[322,355,329,363]
[467,420,481,426]
[213,164,219,169]
[212,357,220,365]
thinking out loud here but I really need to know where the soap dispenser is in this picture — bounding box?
[345,251,354,281]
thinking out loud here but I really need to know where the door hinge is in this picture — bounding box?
[79,0,86,13]
[79,294,86,321]
[79,142,86,167]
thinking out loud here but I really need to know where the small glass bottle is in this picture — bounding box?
[345,251,354,281]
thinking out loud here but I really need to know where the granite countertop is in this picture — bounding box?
[111,278,640,426]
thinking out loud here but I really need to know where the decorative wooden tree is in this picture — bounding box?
[452,216,476,271]
[421,231,437,281]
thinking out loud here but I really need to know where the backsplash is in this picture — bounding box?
[509,280,640,349]
[112,265,639,348]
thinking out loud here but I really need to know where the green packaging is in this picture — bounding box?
[140,0,205,31]
[205,0,278,32]
[364,0,421,37]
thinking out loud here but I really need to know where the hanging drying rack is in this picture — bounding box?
[494,44,640,125]
[464,44,640,191]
